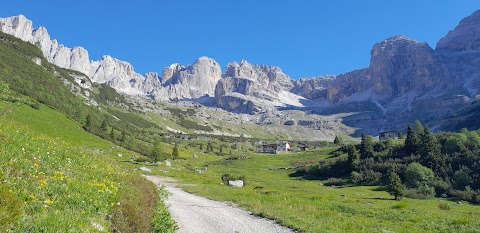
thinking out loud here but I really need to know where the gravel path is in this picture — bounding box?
[145,175,294,233]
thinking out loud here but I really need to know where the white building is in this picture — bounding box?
[256,142,291,154]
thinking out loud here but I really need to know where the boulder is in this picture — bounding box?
[139,167,151,173]
[228,180,244,187]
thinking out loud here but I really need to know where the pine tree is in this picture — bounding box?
[346,144,359,171]
[100,118,108,134]
[414,120,424,135]
[334,135,344,145]
[360,133,374,159]
[206,141,213,152]
[109,128,114,140]
[151,142,161,163]
[388,172,405,200]
[83,115,92,131]
[419,126,442,172]
[172,144,179,160]
[120,130,126,142]
[404,125,419,156]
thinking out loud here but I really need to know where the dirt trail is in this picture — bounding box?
[145,175,294,233]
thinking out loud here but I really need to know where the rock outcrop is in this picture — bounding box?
[214,60,313,113]
[370,35,451,98]
[436,10,480,52]
[152,57,222,100]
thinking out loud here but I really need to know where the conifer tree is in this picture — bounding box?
[334,135,344,145]
[419,126,442,172]
[404,125,419,156]
[347,144,359,171]
[83,114,92,131]
[172,144,179,160]
[360,133,374,159]
[388,172,405,200]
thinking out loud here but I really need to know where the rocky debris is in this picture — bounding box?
[139,167,152,173]
[117,154,123,157]
[441,193,448,198]
[228,180,244,187]
[165,160,172,167]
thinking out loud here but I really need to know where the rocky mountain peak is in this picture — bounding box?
[369,34,450,98]
[152,57,222,100]
[436,10,480,52]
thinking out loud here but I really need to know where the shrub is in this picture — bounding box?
[404,184,435,199]
[438,203,450,210]
[325,177,348,186]
[151,189,178,233]
[405,162,434,188]
[112,175,159,233]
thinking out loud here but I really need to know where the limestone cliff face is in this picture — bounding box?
[214,60,311,113]
[369,35,452,98]
[152,57,222,100]
[436,10,480,52]
[435,10,480,97]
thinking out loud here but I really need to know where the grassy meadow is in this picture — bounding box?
[0,102,176,232]
[148,148,480,233]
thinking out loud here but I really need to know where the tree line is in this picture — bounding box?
[295,121,480,203]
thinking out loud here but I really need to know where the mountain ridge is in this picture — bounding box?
[2,11,480,133]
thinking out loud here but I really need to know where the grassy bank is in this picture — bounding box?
[0,103,176,232]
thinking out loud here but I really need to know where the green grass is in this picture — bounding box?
[0,102,176,232]
[151,149,480,233]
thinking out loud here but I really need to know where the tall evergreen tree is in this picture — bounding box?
[347,144,359,171]
[151,141,162,163]
[120,130,126,142]
[83,114,92,131]
[404,125,419,156]
[388,172,405,200]
[360,133,374,159]
[172,144,179,160]
[414,120,424,135]
[419,126,442,172]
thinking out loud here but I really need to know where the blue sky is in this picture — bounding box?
[1,1,479,78]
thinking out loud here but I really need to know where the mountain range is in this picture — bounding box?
[2,10,480,135]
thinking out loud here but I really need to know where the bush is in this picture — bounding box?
[405,162,434,188]
[151,189,178,233]
[112,175,159,233]
[404,184,435,199]
[438,203,450,210]
[449,187,480,204]
[325,177,348,186]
